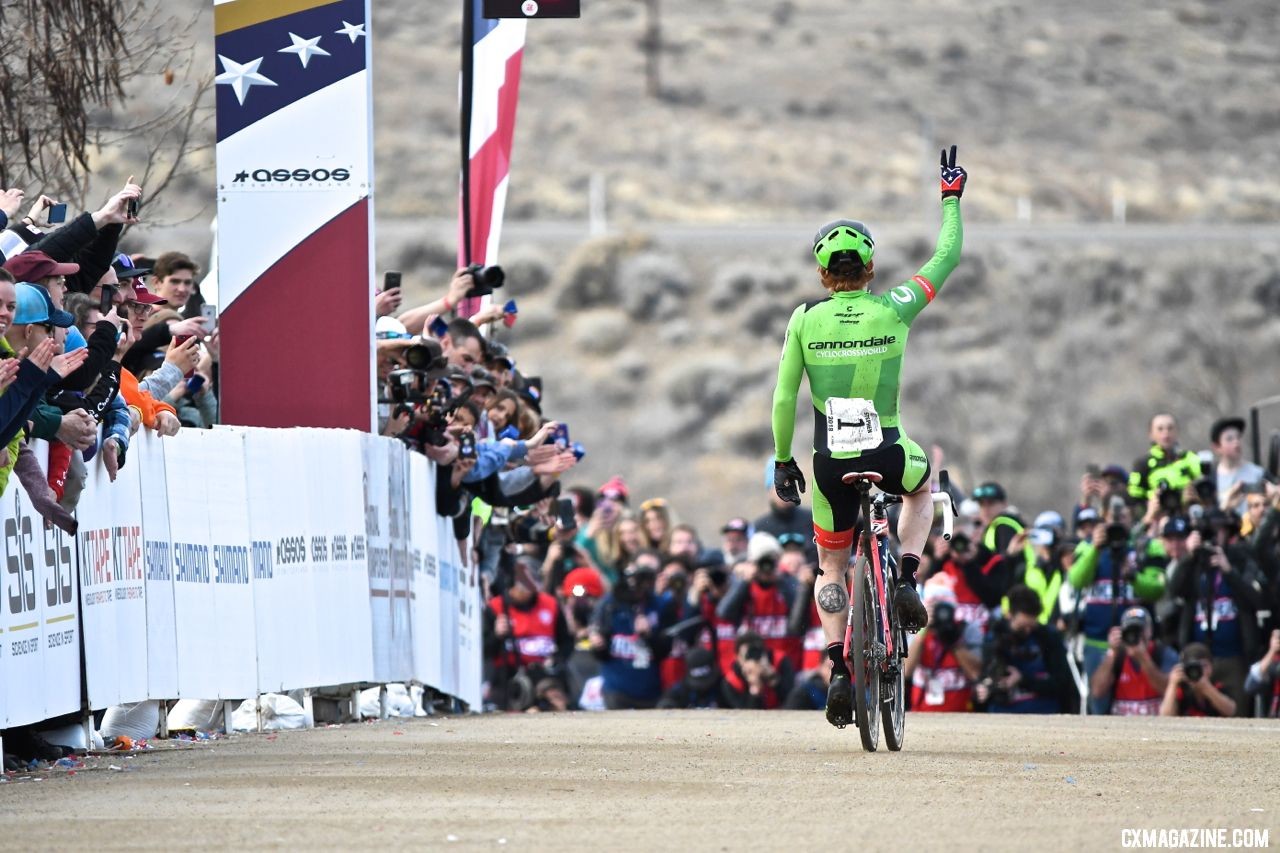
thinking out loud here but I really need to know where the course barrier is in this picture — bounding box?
[0,427,481,730]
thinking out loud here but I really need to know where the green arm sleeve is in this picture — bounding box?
[891,196,963,326]
[771,305,806,462]
[1067,542,1098,589]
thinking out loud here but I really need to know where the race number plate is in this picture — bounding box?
[825,397,883,453]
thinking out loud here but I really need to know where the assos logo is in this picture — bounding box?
[232,167,351,184]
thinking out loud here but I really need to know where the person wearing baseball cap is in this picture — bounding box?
[720,517,751,565]
[1209,416,1265,515]
[4,250,79,310]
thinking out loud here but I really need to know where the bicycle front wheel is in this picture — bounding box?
[882,658,906,751]
[851,560,880,752]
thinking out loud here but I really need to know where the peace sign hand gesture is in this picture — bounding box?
[940,145,968,199]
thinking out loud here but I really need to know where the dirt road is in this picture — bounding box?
[2,712,1276,851]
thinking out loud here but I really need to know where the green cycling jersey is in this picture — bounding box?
[772,197,963,461]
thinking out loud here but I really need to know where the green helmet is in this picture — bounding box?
[813,219,875,272]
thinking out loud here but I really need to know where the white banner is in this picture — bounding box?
[203,428,258,699]
[1,460,80,728]
[78,437,148,710]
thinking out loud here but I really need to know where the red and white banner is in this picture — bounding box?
[213,0,375,430]
[459,3,526,289]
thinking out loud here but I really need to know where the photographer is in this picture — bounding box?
[560,567,605,709]
[1243,629,1280,718]
[975,585,1074,714]
[1089,607,1176,716]
[715,533,803,669]
[719,631,795,711]
[1160,643,1237,717]
[905,592,983,712]
[484,556,574,712]
[588,556,677,710]
[1068,497,1166,714]
[658,647,724,709]
[1169,509,1266,715]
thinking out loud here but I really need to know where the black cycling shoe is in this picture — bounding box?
[894,581,928,632]
[825,673,854,729]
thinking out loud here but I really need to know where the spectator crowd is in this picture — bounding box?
[0,180,221,767]
[464,391,1280,720]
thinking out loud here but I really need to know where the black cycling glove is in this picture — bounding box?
[774,459,806,506]
[940,145,967,199]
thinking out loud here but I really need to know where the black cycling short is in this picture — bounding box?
[811,433,931,548]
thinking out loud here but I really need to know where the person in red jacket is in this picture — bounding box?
[715,533,803,669]
[1089,607,1177,717]
[720,632,795,710]
[484,560,573,711]
[905,593,983,712]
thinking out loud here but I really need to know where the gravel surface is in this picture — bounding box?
[2,712,1277,850]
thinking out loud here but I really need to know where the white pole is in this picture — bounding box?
[588,172,607,237]
[1016,196,1033,222]
[1111,180,1126,224]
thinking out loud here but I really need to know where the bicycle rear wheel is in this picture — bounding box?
[850,559,880,752]
[879,552,906,751]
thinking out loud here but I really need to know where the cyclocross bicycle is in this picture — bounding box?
[841,469,956,752]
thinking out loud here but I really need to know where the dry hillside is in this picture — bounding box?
[109,0,1280,532]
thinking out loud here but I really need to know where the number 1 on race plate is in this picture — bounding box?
[825,397,882,453]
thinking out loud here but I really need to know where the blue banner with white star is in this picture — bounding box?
[214,0,367,142]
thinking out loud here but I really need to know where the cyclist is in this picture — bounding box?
[771,146,967,727]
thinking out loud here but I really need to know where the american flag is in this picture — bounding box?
[213,0,374,431]
[458,1,526,313]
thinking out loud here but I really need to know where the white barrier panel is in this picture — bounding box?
[4,423,476,730]
[0,466,80,728]
[202,429,258,699]
[137,431,178,700]
[78,438,148,710]
[242,427,318,693]
[436,515,459,699]
[305,429,374,686]
[363,435,413,684]
[165,430,257,699]
[409,455,441,691]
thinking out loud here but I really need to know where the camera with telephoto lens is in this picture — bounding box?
[465,263,505,298]
[1157,481,1183,515]
[979,617,1015,706]
[949,531,973,555]
[1183,660,1205,684]
[1104,522,1129,549]
[1120,611,1146,647]
[403,338,446,372]
[930,600,962,646]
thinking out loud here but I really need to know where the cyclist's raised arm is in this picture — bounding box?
[890,145,967,326]
[771,304,806,462]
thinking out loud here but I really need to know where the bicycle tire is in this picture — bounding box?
[881,653,906,751]
[851,560,880,752]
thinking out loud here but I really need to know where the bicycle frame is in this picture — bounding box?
[842,488,897,668]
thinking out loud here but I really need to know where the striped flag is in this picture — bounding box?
[458,1,526,311]
[213,0,375,431]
